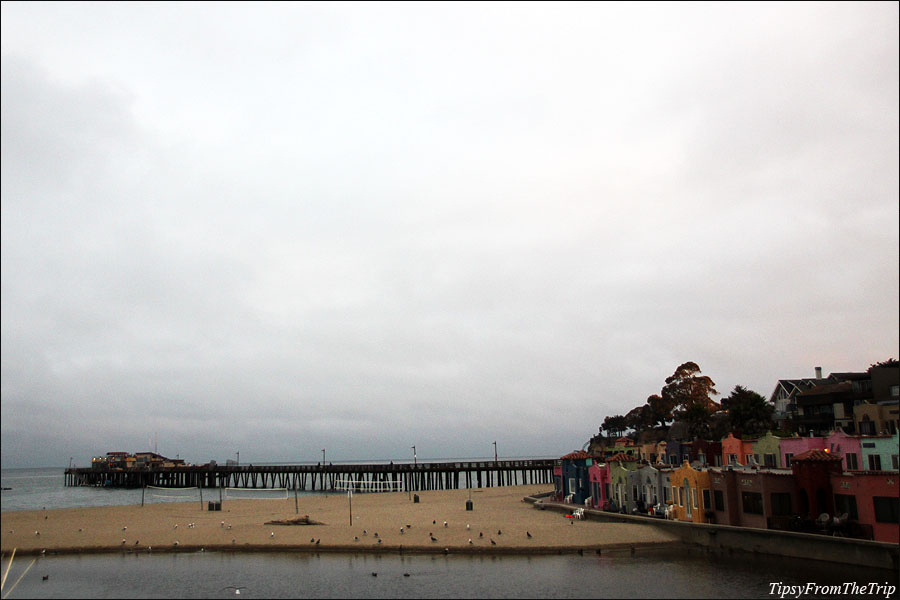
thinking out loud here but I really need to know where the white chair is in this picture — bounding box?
[573,508,585,520]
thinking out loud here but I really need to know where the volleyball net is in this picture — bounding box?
[143,485,203,505]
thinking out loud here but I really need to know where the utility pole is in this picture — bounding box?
[411,445,417,465]
[493,441,498,462]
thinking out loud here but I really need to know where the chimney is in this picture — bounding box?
[815,366,822,379]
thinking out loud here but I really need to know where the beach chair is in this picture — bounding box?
[573,508,585,520]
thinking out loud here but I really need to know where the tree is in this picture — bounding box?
[602,414,627,439]
[681,401,712,440]
[661,362,720,414]
[646,393,676,428]
[721,385,774,437]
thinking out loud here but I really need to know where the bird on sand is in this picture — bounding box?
[479,532,483,538]
[490,538,497,545]
[371,572,378,577]
[443,521,448,527]
[42,575,49,581]
[497,529,502,535]
[468,539,473,544]
[270,532,275,538]
[430,534,438,542]
[527,531,532,539]
[222,586,247,595]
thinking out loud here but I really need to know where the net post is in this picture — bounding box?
[141,484,145,508]
[294,484,299,515]
[199,486,203,511]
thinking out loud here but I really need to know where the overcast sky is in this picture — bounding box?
[2,2,897,469]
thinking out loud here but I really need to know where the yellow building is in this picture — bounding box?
[668,461,711,523]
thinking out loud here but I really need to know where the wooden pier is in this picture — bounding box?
[64,459,556,492]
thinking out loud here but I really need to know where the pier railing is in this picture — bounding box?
[64,459,556,492]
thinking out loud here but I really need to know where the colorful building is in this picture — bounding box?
[858,432,899,471]
[829,471,899,543]
[790,449,843,518]
[779,434,826,469]
[721,433,757,466]
[689,439,722,467]
[825,430,862,472]
[607,454,639,513]
[753,432,783,468]
[668,461,711,523]
[635,464,671,512]
[557,451,593,504]
[588,461,611,510]
[707,467,796,530]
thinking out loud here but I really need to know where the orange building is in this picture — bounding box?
[669,461,712,523]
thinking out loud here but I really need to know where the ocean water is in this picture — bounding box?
[2,467,897,599]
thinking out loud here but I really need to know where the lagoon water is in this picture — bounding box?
[2,467,897,599]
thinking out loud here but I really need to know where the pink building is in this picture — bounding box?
[826,430,862,471]
[588,462,611,509]
[780,435,826,468]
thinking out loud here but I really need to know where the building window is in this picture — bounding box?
[867,455,882,470]
[784,453,793,467]
[702,489,710,511]
[745,454,754,465]
[568,478,576,494]
[714,490,725,512]
[889,385,898,397]
[728,454,738,465]
[663,486,669,502]
[764,453,777,467]
[873,497,899,523]
[846,453,859,470]
[741,491,764,515]
[833,493,859,520]
[691,488,697,509]
[713,454,722,467]
[770,492,792,517]
[892,455,899,470]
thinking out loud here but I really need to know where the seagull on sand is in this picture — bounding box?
[443,521,448,528]
[490,538,497,545]
[466,523,470,530]
[527,531,532,539]
[222,586,247,595]
[42,575,49,581]
[468,539,473,544]
[430,534,438,542]
[270,532,275,538]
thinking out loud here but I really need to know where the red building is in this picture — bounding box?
[830,471,899,543]
[790,449,843,518]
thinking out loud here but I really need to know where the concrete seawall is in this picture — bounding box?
[526,495,899,572]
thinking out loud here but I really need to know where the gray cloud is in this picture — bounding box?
[2,3,897,468]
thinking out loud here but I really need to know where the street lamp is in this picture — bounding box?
[493,441,498,462]
[236,451,239,466]
[411,445,417,465]
[322,448,326,465]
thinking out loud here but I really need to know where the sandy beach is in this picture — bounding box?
[1,485,679,556]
